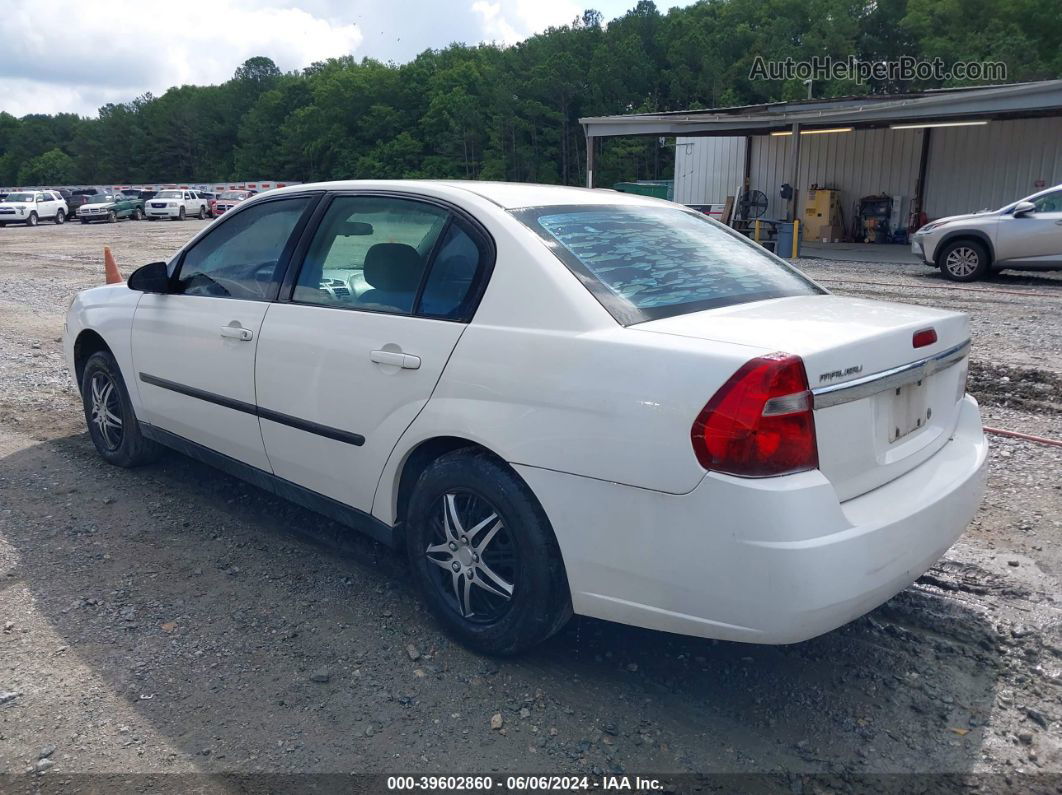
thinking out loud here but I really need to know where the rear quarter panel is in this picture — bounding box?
[377,326,762,517]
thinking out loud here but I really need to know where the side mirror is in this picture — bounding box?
[128,261,170,293]
[1012,201,1036,217]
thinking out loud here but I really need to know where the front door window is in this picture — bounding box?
[175,197,313,300]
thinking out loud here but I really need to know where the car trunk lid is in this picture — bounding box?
[636,294,971,501]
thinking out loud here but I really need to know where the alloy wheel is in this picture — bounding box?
[944,246,979,278]
[89,372,123,451]
[425,491,516,623]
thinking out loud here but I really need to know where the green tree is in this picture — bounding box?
[2,2,1058,187]
[17,148,76,185]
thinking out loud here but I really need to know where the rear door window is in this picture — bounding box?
[514,204,822,325]
[416,221,489,319]
[291,195,448,315]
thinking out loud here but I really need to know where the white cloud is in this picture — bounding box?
[0,80,136,119]
[471,0,581,46]
[0,1,362,116]
[0,0,679,116]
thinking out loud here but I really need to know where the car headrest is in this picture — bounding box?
[363,243,423,291]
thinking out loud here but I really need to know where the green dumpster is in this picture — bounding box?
[612,181,674,201]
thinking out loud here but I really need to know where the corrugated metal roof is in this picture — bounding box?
[581,80,1062,137]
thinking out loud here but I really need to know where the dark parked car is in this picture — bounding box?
[197,190,218,216]
[49,188,74,209]
[67,187,112,218]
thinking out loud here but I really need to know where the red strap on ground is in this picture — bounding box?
[983,426,1062,448]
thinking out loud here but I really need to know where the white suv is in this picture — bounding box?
[145,189,209,221]
[912,184,1062,281]
[0,190,68,226]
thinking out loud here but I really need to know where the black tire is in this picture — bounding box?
[55,209,65,225]
[80,351,162,468]
[178,206,186,221]
[81,219,89,224]
[405,450,571,655]
[131,208,142,221]
[107,210,117,223]
[938,239,990,282]
[197,206,206,220]
[27,212,38,227]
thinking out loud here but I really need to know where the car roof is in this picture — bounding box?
[1027,183,1062,200]
[268,179,672,211]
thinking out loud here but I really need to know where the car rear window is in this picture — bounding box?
[513,204,823,324]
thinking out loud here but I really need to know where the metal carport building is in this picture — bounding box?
[580,80,1062,229]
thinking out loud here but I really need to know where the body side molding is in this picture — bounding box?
[138,372,366,446]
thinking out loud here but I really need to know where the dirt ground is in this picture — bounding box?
[0,219,1060,792]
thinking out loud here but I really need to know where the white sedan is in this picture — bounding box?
[63,181,987,654]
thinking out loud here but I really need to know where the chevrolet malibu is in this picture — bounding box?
[63,181,988,654]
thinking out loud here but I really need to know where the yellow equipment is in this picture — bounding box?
[803,188,843,241]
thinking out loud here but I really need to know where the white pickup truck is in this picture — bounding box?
[144,189,209,221]
[0,190,68,226]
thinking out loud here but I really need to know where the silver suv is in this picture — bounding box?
[912,184,1062,281]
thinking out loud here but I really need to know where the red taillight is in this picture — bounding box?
[691,353,818,477]
[913,328,937,348]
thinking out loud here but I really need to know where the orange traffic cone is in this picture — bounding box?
[104,246,122,284]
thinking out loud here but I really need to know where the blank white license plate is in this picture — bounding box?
[888,378,930,443]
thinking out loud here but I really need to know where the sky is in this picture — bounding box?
[0,0,667,118]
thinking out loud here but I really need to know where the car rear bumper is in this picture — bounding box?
[516,394,987,644]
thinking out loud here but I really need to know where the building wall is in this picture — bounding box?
[673,136,746,205]
[748,127,925,224]
[673,116,1061,228]
[925,116,1062,218]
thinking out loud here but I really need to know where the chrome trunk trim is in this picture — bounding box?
[812,340,970,409]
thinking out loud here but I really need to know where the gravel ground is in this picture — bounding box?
[0,221,1060,791]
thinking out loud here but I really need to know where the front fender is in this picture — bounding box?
[935,228,995,265]
[64,285,142,409]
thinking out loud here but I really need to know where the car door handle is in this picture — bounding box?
[220,325,253,341]
[370,350,421,369]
